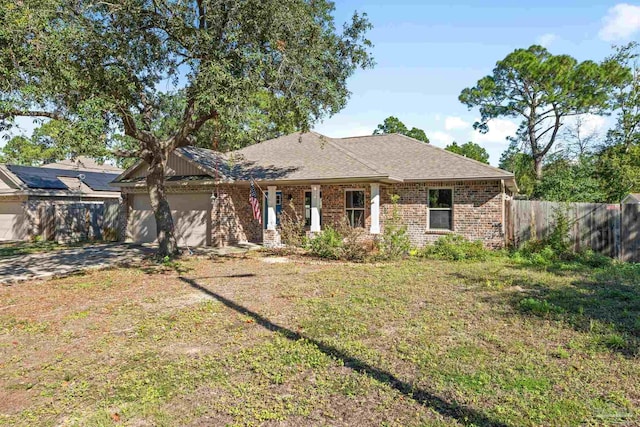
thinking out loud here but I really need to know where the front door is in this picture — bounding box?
[263,191,282,228]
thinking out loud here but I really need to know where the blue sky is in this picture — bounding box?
[313,0,640,164]
[4,1,640,165]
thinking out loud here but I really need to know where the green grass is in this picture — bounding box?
[0,254,638,426]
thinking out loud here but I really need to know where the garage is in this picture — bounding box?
[128,193,211,247]
[0,201,28,241]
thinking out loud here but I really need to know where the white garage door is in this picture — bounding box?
[129,193,211,247]
[0,201,28,241]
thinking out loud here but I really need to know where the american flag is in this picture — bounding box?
[249,181,262,224]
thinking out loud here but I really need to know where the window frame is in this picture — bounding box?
[344,188,366,228]
[427,187,454,231]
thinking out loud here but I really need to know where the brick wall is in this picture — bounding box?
[381,181,504,248]
[276,180,504,248]
[212,185,262,246]
[122,179,505,248]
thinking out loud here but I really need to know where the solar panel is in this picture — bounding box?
[6,165,120,192]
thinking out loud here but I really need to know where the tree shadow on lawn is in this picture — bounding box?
[451,264,640,357]
[179,276,509,427]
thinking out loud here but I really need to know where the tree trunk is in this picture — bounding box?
[534,157,544,180]
[146,156,179,257]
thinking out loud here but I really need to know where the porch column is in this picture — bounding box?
[267,185,277,230]
[310,185,321,232]
[370,183,380,234]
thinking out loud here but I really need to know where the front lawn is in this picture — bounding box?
[1,253,638,426]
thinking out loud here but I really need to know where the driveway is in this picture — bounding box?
[0,243,153,284]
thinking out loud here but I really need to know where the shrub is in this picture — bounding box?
[380,194,411,259]
[419,234,490,261]
[511,209,615,268]
[308,226,343,260]
[336,219,369,262]
[279,209,307,247]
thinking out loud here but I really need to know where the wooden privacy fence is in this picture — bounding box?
[506,200,640,262]
[32,200,121,243]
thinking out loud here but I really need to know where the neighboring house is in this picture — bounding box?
[0,157,121,241]
[622,193,640,204]
[112,132,517,248]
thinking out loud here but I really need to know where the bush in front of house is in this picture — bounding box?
[307,220,373,262]
[380,194,411,259]
[417,234,491,261]
[279,210,307,248]
[308,226,344,260]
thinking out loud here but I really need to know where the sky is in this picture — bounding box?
[311,0,640,164]
[4,1,640,165]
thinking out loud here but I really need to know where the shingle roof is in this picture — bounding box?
[229,132,513,182]
[115,132,516,187]
[333,133,514,181]
[229,132,387,181]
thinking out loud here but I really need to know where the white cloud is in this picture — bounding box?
[567,114,608,136]
[428,131,455,146]
[536,33,557,47]
[444,116,469,131]
[599,3,640,41]
[471,119,518,145]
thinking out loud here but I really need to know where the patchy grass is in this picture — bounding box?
[0,240,90,258]
[0,253,638,426]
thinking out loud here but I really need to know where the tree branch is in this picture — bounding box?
[0,110,65,121]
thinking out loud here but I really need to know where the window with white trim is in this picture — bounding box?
[345,190,365,228]
[428,189,453,230]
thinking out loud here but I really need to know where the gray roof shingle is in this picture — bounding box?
[116,132,515,186]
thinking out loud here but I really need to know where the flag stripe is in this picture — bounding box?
[249,181,262,224]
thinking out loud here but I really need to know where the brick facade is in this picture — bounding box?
[121,179,505,248]
[381,181,504,248]
[266,180,504,248]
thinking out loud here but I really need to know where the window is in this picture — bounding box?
[304,191,322,227]
[428,189,453,230]
[345,190,365,228]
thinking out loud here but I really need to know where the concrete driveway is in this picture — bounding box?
[0,244,153,284]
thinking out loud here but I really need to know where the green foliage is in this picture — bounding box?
[279,203,307,248]
[445,141,490,164]
[1,0,374,255]
[533,155,606,202]
[307,221,370,262]
[605,43,640,151]
[518,298,565,315]
[308,226,344,260]
[418,234,490,261]
[460,44,629,181]
[373,116,429,143]
[596,143,640,202]
[380,194,411,259]
[499,140,537,197]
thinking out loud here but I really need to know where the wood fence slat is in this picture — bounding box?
[506,199,638,262]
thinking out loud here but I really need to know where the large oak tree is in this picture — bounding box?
[459,45,628,180]
[1,0,373,256]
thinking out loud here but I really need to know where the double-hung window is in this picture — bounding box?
[428,189,453,230]
[345,190,365,228]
